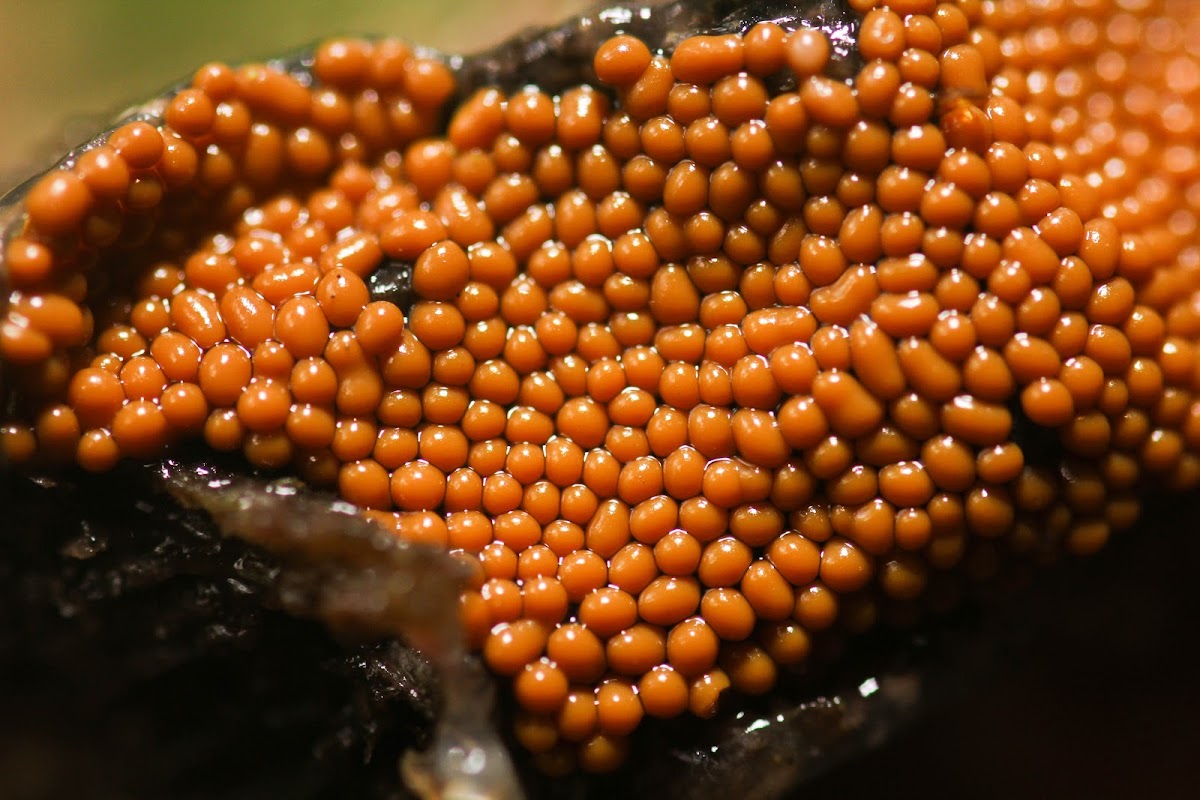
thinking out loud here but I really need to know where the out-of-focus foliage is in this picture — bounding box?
[0,0,588,191]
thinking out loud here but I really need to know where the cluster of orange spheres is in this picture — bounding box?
[3,0,1200,775]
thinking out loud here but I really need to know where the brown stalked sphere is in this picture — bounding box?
[3,0,1200,774]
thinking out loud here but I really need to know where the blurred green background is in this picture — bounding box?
[0,0,591,192]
